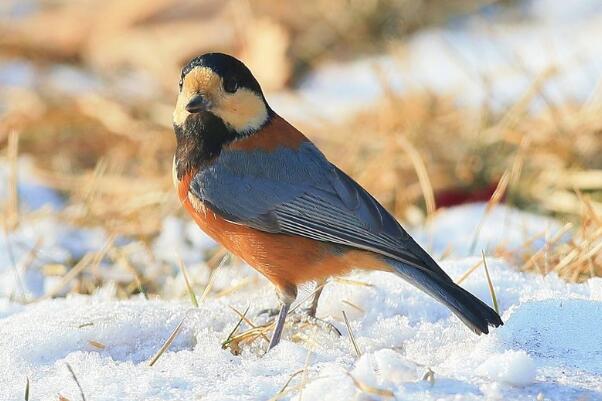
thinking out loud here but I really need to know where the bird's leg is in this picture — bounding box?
[306,279,326,318]
[267,286,296,351]
[267,300,290,351]
[259,280,325,318]
[262,281,340,339]
[288,280,340,336]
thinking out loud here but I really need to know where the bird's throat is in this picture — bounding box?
[174,112,237,180]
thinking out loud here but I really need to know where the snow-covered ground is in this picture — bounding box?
[1,159,601,401]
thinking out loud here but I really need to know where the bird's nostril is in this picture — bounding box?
[186,94,211,113]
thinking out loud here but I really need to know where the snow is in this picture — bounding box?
[476,350,536,386]
[2,260,601,400]
[1,162,601,400]
[414,203,567,259]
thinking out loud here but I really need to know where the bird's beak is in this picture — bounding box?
[186,94,211,113]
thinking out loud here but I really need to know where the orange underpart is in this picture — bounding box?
[177,172,389,295]
[228,115,308,152]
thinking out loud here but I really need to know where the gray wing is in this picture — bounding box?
[190,142,450,279]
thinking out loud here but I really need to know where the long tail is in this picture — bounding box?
[387,258,503,334]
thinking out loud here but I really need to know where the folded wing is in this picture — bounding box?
[190,142,452,280]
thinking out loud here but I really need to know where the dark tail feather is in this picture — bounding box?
[387,258,503,334]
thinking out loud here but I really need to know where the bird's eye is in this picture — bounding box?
[223,77,238,93]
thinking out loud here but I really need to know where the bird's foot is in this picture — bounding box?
[256,307,341,337]
[288,312,341,337]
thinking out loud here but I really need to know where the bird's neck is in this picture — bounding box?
[174,112,237,180]
[174,108,276,179]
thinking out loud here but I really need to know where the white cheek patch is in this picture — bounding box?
[214,89,268,133]
[172,66,268,133]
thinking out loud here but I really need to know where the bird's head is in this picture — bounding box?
[173,53,270,135]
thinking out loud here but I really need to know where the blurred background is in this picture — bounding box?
[0,0,601,300]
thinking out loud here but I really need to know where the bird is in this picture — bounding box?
[172,52,503,351]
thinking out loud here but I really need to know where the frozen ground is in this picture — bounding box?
[1,159,601,401]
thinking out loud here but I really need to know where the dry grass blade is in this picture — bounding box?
[348,373,394,398]
[65,363,86,401]
[342,310,361,357]
[469,138,530,253]
[88,340,105,350]
[222,307,278,353]
[228,305,270,342]
[521,222,573,273]
[341,300,365,313]
[148,253,224,366]
[6,130,19,230]
[468,170,510,254]
[397,136,436,216]
[289,282,327,314]
[215,277,254,298]
[223,324,273,349]
[24,377,29,401]
[271,369,304,400]
[113,249,147,299]
[148,316,186,367]
[2,224,26,302]
[481,252,499,314]
[333,278,374,288]
[199,254,228,304]
[455,259,484,285]
[297,349,313,401]
[177,256,198,308]
[43,234,115,300]
[222,305,251,348]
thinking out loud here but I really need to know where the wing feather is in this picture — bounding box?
[190,142,451,280]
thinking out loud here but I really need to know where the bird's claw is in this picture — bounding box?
[288,312,342,337]
[256,307,341,337]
